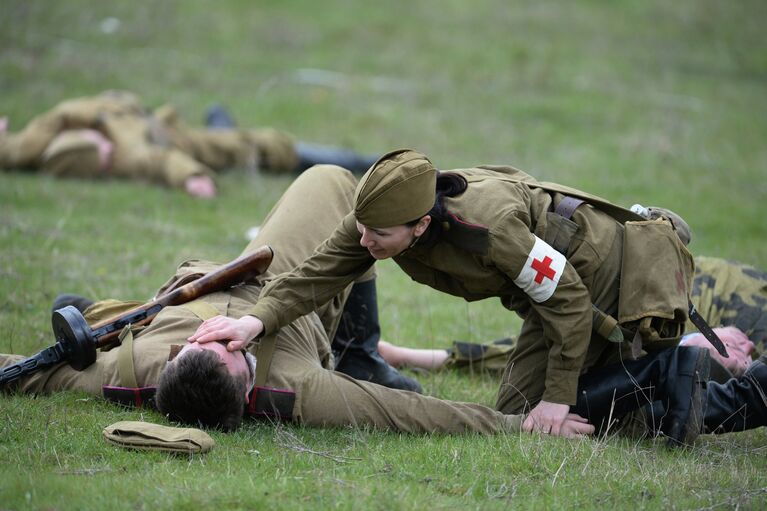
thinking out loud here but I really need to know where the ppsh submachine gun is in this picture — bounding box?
[0,245,273,386]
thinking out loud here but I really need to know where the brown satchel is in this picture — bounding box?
[548,196,696,356]
[618,217,695,355]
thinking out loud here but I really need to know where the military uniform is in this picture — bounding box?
[0,91,299,189]
[249,151,692,415]
[0,165,520,435]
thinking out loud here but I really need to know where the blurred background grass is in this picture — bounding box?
[1,0,766,509]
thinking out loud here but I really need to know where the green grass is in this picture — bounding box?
[1,0,766,509]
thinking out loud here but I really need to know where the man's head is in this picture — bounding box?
[155,341,255,431]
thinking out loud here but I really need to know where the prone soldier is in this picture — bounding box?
[0,91,379,198]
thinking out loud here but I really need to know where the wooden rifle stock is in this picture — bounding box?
[91,245,273,349]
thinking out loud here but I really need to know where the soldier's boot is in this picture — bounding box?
[204,105,379,174]
[205,105,237,129]
[51,294,94,314]
[294,142,380,175]
[647,355,767,434]
[332,280,422,393]
[572,346,710,447]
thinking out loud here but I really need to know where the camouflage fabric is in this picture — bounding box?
[687,256,767,354]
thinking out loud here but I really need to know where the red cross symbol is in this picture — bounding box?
[531,256,556,284]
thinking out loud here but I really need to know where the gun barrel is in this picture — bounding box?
[0,344,65,385]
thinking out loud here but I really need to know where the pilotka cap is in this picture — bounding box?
[41,130,102,177]
[353,149,437,228]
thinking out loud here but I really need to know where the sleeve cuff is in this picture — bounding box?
[541,366,580,406]
[502,414,524,433]
[248,300,279,337]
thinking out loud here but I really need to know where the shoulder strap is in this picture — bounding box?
[117,325,139,388]
[182,300,221,321]
[254,335,276,387]
[466,173,644,224]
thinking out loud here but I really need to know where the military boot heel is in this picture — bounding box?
[704,355,767,433]
[332,279,422,393]
[204,105,236,129]
[573,346,710,447]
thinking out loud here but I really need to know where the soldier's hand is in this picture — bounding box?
[188,315,264,351]
[185,175,217,199]
[521,400,571,436]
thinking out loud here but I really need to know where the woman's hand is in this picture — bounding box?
[522,400,572,436]
[187,315,264,352]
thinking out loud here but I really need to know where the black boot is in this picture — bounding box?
[332,280,422,393]
[294,142,380,175]
[51,294,94,314]
[205,104,236,129]
[572,346,710,447]
[703,355,767,433]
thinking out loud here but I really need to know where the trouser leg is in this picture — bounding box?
[495,314,549,414]
[704,355,767,432]
[294,142,379,175]
[650,355,767,434]
[494,311,625,415]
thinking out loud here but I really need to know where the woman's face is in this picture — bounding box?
[356,216,431,260]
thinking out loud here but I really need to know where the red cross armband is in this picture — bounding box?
[513,236,566,303]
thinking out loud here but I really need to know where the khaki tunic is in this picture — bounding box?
[250,165,630,410]
[0,91,299,189]
[1,165,520,435]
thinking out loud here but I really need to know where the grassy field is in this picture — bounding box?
[1,0,766,509]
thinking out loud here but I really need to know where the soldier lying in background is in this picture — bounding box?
[0,91,378,198]
[1,164,595,437]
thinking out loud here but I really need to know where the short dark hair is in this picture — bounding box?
[155,350,247,432]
